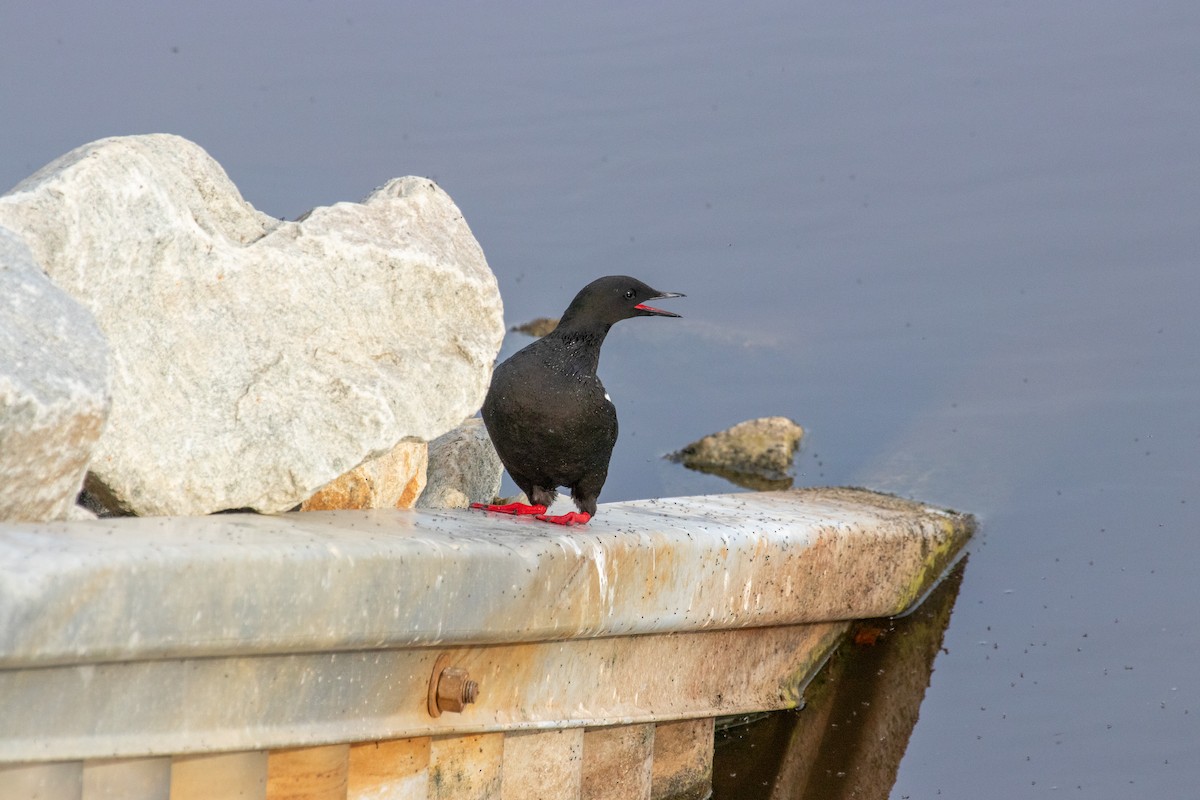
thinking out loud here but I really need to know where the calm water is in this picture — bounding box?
[4,3,1198,796]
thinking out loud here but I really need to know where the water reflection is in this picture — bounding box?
[671,463,793,493]
[713,559,967,799]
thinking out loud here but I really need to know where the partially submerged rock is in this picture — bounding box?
[510,317,559,337]
[668,416,804,490]
[0,227,110,521]
[416,417,502,509]
[0,134,504,516]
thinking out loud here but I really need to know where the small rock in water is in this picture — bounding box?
[510,317,559,337]
[667,416,804,490]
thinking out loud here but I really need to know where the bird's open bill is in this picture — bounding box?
[635,291,685,317]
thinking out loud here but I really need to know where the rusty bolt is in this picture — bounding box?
[435,667,479,714]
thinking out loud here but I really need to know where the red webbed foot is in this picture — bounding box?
[470,501,548,516]
[535,511,591,526]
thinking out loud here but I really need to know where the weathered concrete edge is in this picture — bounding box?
[0,487,973,667]
[0,623,850,763]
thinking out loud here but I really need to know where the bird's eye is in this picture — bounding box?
[624,289,635,299]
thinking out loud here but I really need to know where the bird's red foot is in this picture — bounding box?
[470,502,548,516]
[535,511,591,526]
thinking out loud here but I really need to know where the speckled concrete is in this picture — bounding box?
[0,487,972,766]
[0,487,971,668]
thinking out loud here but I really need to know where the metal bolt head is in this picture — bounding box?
[436,667,478,713]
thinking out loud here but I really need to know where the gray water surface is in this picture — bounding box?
[4,3,1198,796]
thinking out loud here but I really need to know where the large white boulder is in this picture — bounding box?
[0,134,504,516]
[0,227,110,521]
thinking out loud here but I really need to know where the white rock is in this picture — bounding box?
[0,135,504,516]
[0,226,110,521]
[416,417,503,509]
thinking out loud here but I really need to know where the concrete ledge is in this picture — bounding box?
[0,489,964,671]
[0,486,972,776]
[0,488,971,669]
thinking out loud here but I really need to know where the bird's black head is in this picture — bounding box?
[558,275,684,330]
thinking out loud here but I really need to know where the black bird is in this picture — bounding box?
[472,275,683,525]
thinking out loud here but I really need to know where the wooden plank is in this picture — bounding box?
[428,734,503,800]
[168,751,267,800]
[347,738,429,800]
[650,719,712,800]
[266,745,349,800]
[500,729,582,800]
[0,762,82,800]
[580,725,654,800]
[82,758,170,799]
[348,738,432,800]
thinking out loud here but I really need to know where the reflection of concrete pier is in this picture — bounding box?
[0,488,972,799]
[714,559,967,799]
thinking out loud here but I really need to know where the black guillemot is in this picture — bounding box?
[472,275,683,525]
